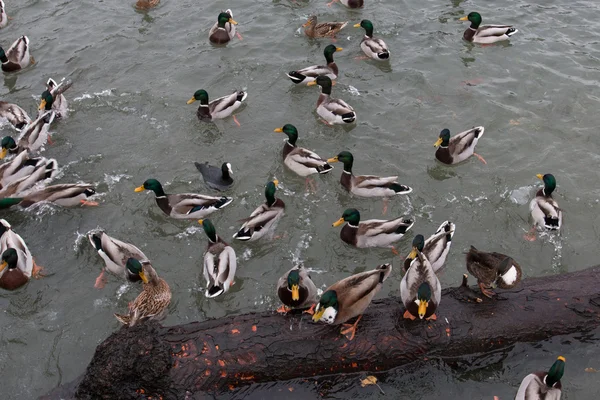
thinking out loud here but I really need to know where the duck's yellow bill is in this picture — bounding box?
[302,20,312,27]
[353,23,361,28]
[273,179,279,186]
[0,148,7,159]
[408,247,418,259]
[459,16,469,21]
[557,356,566,362]
[307,81,317,86]
[186,98,196,104]
[536,174,544,180]
[418,300,428,319]
[332,217,345,227]
[0,261,7,273]
[291,284,300,301]
[39,99,47,110]
[229,18,238,25]
[336,47,343,52]
[433,137,443,147]
[198,219,204,225]
[139,270,149,284]
[326,156,339,163]
[134,185,145,192]
[274,127,283,133]
[312,307,325,322]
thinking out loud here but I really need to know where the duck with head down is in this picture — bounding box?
[515,356,565,400]
[403,221,455,274]
[465,246,522,298]
[233,180,285,242]
[303,15,348,39]
[0,35,34,72]
[199,218,237,298]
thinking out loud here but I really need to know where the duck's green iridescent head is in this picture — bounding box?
[354,19,375,37]
[307,76,333,95]
[0,248,18,273]
[265,180,279,206]
[460,12,483,28]
[312,289,339,322]
[126,258,148,283]
[39,90,54,111]
[287,269,301,301]
[333,208,360,227]
[134,179,165,196]
[434,129,451,148]
[545,356,566,387]
[416,282,432,319]
[187,89,209,105]
[217,12,237,28]
[198,218,218,242]
[0,47,7,63]
[408,234,425,259]
[327,151,354,172]
[0,136,16,159]
[323,44,343,63]
[537,173,557,196]
[274,124,298,145]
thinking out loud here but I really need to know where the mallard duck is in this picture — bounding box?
[0,111,56,159]
[332,208,414,250]
[515,356,565,400]
[303,15,348,38]
[0,151,49,187]
[277,265,318,313]
[403,221,455,273]
[135,0,160,10]
[400,245,441,320]
[135,179,232,220]
[0,156,57,199]
[465,246,522,298]
[0,101,30,130]
[199,218,237,298]
[209,9,238,44]
[0,183,98,209]
[187,89,247,126]
[0,36,34,72]
[274,124,332,177]
[0,219,43,290]
[114,260,171,327]
[312,263,391,340]
[433,126,486,165]
[88,230,151,289]
[459,12,517,44]
[354,20,390,61]
[0,0,8,29]
[233,180,285,241]
[194,161,233,191]
[39,78,71,119]
[526,174,562,241]
[327,151,412,199]
[287,44,343,85]
[327,0,364,8]
[307,76,356,125]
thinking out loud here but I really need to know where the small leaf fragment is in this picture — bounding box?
[361,376,377,387]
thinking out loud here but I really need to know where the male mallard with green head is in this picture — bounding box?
[403,221,455,274]
[187,88,247,126]
[525,173,562,241]
[312,263,391,340]
[459,12,517,44]
[199,218,237,298]
[233,180,285,241]
[135,179,233,220]
[0,36,34,72]
[307,76,356,125]
[465,246,522,298]
[38,78,71,119]
[287,44,343,85]
[0,110,56,158]
[515,356,565,400]
[354,20,390,61]
[0,219,43,290]
[277,265,318,313]
[400,242,441,320]
[209,9,239,44]
[434,126,486,165]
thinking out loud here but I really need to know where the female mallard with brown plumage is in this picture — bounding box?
[465,246,522,298]
[187,88,247,126]
[307,76,356,125]
[0,101,30,130]
[233,180,285,241]
[354,20,390,61]
[208,9,238,44]
[433,126,486,165]
[332,208,414,252]
[135,179,233,220]
[400,242,441,320]
[287,44,343,85]
[114,260,171,327]
[515,356,565,400]
[277,265,318,313]
[0,35,34,72]
[303,15,348,38]
[312,263,391,340]
[274,124,332,178]
[459,12,517,44]
[403,221,455,273]
[199,219,237,298]
[525,173,562,241]
[135,0,160,10]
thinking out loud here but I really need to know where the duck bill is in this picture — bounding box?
[274,127,283,133]
[408,247,418,259]
[306,81,317,86]
[229,18,238,25]
[353,23,361,28]
[0,148,7,159]
[198,219,204,225]
[0,260,7,273]
[139,270,149,284]
[291,284,300,301]
[459,16,469,21]
[418,300,428,319]
[433,137,443,147]
[186,98,196,104]
[39,99,47,110]
[312,307,325,322]
[272,179,279,187]
[536,174,544,180]
[302,20,312,27]
[332,217,345,227]
[326,156,339,163]
[134,185,145,192]
[336,47,343,52]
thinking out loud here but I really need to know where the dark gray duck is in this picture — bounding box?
[195,162,233,191]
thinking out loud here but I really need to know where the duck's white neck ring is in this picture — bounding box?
[347,223,359,228]
[342,170,351,175]
[468,27,477,31]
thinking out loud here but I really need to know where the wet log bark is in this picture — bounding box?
[42,267,600,399]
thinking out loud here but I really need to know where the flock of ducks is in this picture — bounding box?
[0,1,567,399]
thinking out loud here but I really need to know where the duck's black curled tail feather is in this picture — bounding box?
[206,285,224,298]
[89,233,103,251]
[376,263,392,283]
[378,51,390,60]
[544,216,560,229]
[286,71,306,84]
[506,28,518,36]
[388,183,412,194]
[317,163,333,174]
[341,112,356,123]
[394,218,415,234]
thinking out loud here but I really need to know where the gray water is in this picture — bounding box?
[1,0,599,398]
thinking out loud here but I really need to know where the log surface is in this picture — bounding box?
[42,267,600,399]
